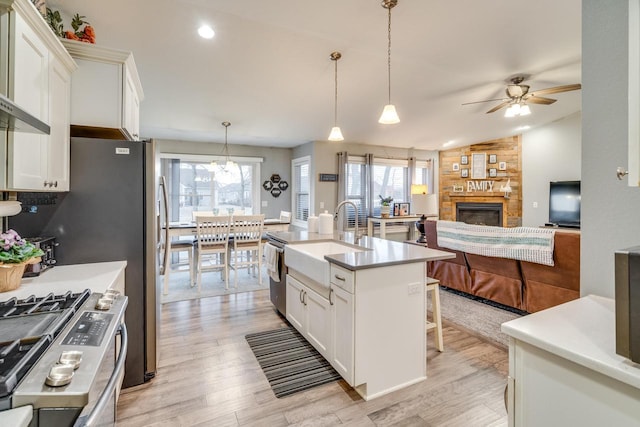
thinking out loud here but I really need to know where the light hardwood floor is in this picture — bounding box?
[116,289,508,427]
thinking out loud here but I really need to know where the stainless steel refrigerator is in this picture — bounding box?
[37,137,158,388]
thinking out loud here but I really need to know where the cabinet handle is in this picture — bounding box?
[53,181,58,188]
[299,289,304,304]
[303,290,307,306]
[334,274,346,281]
[43,180,48,187]
[329,288,334,306]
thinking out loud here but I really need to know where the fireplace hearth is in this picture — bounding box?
[456,202,503,227]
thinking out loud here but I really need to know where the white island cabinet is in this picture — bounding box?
[502,295,640,427]
[0,0,76,191]
[287,260,428,401]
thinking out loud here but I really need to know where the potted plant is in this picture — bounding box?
[0,230,44,292]
[379,195,393,218]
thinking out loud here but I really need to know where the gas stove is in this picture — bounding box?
[0,289,128,426]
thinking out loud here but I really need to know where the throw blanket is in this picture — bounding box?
[436,220,556,266]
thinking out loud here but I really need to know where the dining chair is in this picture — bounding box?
[195,215,231,291]
[229,214,265,288]
[162,238,195,295]
[192,211,214,221]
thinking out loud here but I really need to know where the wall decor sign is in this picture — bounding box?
[471,153,487,179]
[452,163,460,172]
[489,154,497,164]
[461,155,469,165]
[461,168,469,178]
[319,173,338,182]
[489,168,497,178]
[499,161,507,171]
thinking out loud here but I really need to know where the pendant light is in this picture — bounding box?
[328,51,344,141]
[379,0,400,124]
[211,121,235,169]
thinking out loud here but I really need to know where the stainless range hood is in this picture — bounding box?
[0,93,50,134]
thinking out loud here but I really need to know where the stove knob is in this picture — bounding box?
[45,364,74,387]
[59,350,83,370]
[95,297,113,310]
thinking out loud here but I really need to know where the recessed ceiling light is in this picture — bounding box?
[443,140,455,147]
[198,25,215,39]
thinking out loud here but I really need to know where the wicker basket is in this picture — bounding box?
[0,257,41,293]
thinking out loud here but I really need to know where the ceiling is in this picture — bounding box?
[48,0,582,150]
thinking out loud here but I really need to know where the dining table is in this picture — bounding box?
[161,218,290,291]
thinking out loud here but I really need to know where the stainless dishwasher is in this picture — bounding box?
[266,235,287,316]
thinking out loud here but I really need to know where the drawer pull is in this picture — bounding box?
[329,288,334,306]
[334,274,346,281]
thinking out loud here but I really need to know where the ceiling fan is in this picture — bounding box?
[463,76,582,115]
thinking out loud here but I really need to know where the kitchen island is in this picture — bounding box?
[267,231,454,400]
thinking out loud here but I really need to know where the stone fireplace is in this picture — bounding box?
[456,202,503,227]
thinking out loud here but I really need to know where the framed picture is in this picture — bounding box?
[499,161,507,171]
[489,154,497,164]
[471,153,487,179]
[399,203,410,216]
[452,163,460,172]
[461,168,469,178]
[489,168,497,178]
[461,155,469,165]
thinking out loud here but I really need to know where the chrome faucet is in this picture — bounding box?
[334,200,361,242]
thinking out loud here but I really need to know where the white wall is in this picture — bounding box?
[582,0,640,298]
[522,112,582,227]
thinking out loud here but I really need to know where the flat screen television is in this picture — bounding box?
[549,180,581,228]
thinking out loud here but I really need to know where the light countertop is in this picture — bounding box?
[501,294,640,390]
[0,261,127,300]
[266,231,454,270]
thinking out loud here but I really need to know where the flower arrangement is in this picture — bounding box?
[45,8,96,44]
[0,230,44,264]
[379,195,394,206]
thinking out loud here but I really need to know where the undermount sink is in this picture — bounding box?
[284,241,367,287]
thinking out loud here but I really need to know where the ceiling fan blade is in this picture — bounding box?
[528,83,582,97]
[462,97,509,106]
[526,96,557,105]
[486,101,511,114]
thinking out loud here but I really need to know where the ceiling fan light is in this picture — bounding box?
[328,126,344,141]
[379,104,400,124]
[504,106,516,118]
[520,104,531,116]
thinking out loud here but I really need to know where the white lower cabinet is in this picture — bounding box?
[286,261,426,401]
[330,284,354,385]
[285,274,331,360]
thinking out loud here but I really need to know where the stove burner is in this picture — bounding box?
[0,290,90,318]
[0,337,51,398]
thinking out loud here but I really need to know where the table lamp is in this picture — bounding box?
[411,185,428,243]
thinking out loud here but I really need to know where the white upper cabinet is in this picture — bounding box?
[61,40,144,141]
[0,0,76,191]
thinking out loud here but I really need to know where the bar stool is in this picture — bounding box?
[426,277,444,352]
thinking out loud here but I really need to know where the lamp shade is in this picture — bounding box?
[328,126,344,141]
[425,194,438,216]
[411,184,428,195]
[411,193,428,215]
[378,104,400,124]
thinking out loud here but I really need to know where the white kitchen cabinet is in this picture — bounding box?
[286,275,305,331]
[61,39,144,140]
[285,274,332,360]
[330,283,354,384]
[502,296,640,427]
[0,0,76,191]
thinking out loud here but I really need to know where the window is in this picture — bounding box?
[292,156,311,226]
[344,157,367,228]
[160,153,262,222]
[372,159,409,212]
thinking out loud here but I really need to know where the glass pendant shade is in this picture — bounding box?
[519,104,531,116]
[379,104,400,124]
[328,126,344,141]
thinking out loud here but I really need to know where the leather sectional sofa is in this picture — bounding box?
[424,220,580,313]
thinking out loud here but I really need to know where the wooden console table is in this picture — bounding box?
[367,215,425,239]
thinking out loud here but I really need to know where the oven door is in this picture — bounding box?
[75,324,127,427]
